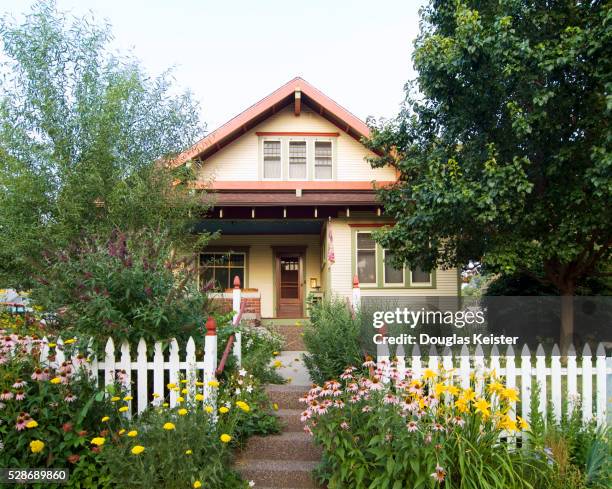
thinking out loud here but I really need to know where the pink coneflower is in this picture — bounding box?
[432,423,445,432]
[59,362,72,375]
[303,425,313,436]
[0,355,7,365]
[383,394,399,405]
[452,416,465,427]
[2,336,15,348]
[424,434,432,444]
[31,368,45,381]
[362,405,373,413]
[15,391,25,401]
[431,465,446,483]
[407,421,419,432]
[346,382,359,392]
[340,421,350,430]
[64,393,77,403]
[300,411,311,422]
[349,395,360,404]
[15,417,27,431]
[331,388,343,397]
[369,377,384,391]
[0,390,13,401]
[362,358,376,368]
[333,400,345,409]
[60,373,70,384]
[12,379,26,389]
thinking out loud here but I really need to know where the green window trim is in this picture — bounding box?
[351,228,437,290]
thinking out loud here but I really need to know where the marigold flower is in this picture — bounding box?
[127,430,138,437]
[273,360,282,368]
[123,395,133,401]
[181,388,188,394]
[64,338,76,345]
[204,405,213,413]
[178,408,188,416]
[236,401,250,413]
[163,422,175,431]
[180,379,188,384]
[118,406,128,413]
[110,396,120,402]
[219,407,229,414]
[185,449,193,455]
[131,445,145,455]
[220,433,232,443]
[90,437,105,446]
[101,416,110,422]
[176,396,185,403]
[26,420,38,428]
[195,381,204,387]
[50,377,61,384]
[195,394,204,402]
[193,482,202,488]
[207,380,219,388]
[118,429,126,435]
[167,383,177,389]
[30,440,45,453]
[152,393,160,398]
[273,403,279,411]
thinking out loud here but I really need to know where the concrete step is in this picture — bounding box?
[273,351,311,386]
[266,384,309,410]
[239,432,321,461]
[275,324,307,350]
[235,459,321,489]
[277,409,304,432]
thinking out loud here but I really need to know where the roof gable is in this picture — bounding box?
[173,77,371,165]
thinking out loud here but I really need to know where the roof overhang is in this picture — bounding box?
[172,77,371,166]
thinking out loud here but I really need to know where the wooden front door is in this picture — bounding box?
[276,252,304,318]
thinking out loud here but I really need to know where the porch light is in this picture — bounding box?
[283,207,287,218]
[219,208,223,218]
[251,208,255,218]
[310,278,318,289]
[346,207,350,217]
[314,207,318,218]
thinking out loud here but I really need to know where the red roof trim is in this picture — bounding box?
[255,131,339,137]
[172,77,371,166]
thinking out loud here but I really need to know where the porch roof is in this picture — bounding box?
[194,219,323,235]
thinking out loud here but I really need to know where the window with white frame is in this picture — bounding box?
[411,267,432,285]
[356,232,377,284]
[200,252,245,290]
[383,249,404,285]
[288,141,307,179]
[263,140,281,179]
[314,141,332,179]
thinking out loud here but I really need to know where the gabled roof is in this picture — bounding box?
[172,77,371,166]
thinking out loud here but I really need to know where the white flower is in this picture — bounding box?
[235,388,241,395]
[246,386,253,393]
[239,369,247,377]
[249,482,255,487]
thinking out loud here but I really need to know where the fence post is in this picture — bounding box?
[204,317,218,409]
[232,275,242,368]
[352,275,361,313]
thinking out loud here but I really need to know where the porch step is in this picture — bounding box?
[266,384,309,409]
[239,432,321,461]
[235,459,321,488]
[277,409,305,432]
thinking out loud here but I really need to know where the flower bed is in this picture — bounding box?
[300,359,551,488]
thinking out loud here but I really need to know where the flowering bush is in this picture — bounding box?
[31,228,211,349]
[301,360,550,488]
[102,370,271,488]
[240,324,285,384]
[0,325,123,489]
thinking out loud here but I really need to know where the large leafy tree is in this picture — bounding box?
[0,1,206,288]
[366,0,611,350]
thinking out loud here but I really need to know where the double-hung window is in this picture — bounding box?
[288,141,307,179]
[314,141,332,179]
[383,248,404,285]
[356,232,377,285]
[263,141,281,179]
[200,252,245,290]
[410,267,432,285]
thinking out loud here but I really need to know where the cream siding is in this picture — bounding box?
[197,105,396,183]
[207,234,321,318]
[327,219,458,299]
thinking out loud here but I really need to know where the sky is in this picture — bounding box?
[0,0,426,131]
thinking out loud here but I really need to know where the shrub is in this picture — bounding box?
[31,228,211,349]
[302,299,363,384]
[0,325,123,489]
[301,361,549,488]
[240,324,285,384]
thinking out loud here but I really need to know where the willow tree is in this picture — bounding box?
[366,1,611,351]
[0,1,206,288]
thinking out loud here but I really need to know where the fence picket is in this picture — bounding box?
[474,345,485,395]
[520,344,532,424]
[582,344,593,424]
[551,345,562,423]
[505,345,517,417]
[185,337,197,402]
[168,339,180,408]
[428,345,438,373]
[535,344,547,421]
[104,337,115,388]
[490,345,501,378]
[119,341,132,416]
[567,344,578,417]
[411,344,422,379]
[153,341,164,405]
[396,344,406,381]
[39,337,49,366]
[136,339,148,414]
[55,338,65,367]
[459,344,470,389]
[595,343,606,427]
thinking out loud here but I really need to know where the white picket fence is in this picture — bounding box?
[376,342,612,427]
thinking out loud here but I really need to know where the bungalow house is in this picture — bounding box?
[174,77,459,319]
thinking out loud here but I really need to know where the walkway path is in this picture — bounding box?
[235,322,323,489]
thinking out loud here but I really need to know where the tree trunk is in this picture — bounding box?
[560,289,574,356]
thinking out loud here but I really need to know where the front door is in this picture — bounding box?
[276,252,303,318]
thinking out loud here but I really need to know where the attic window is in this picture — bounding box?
[289,141,307,179]
[263,141,281,178]
[314,141,332,179]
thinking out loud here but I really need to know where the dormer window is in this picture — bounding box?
[288,141,307,179]
[263,140,281,179]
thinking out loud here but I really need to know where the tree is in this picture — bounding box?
[0,1,207,289]
[366,0,611,352]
